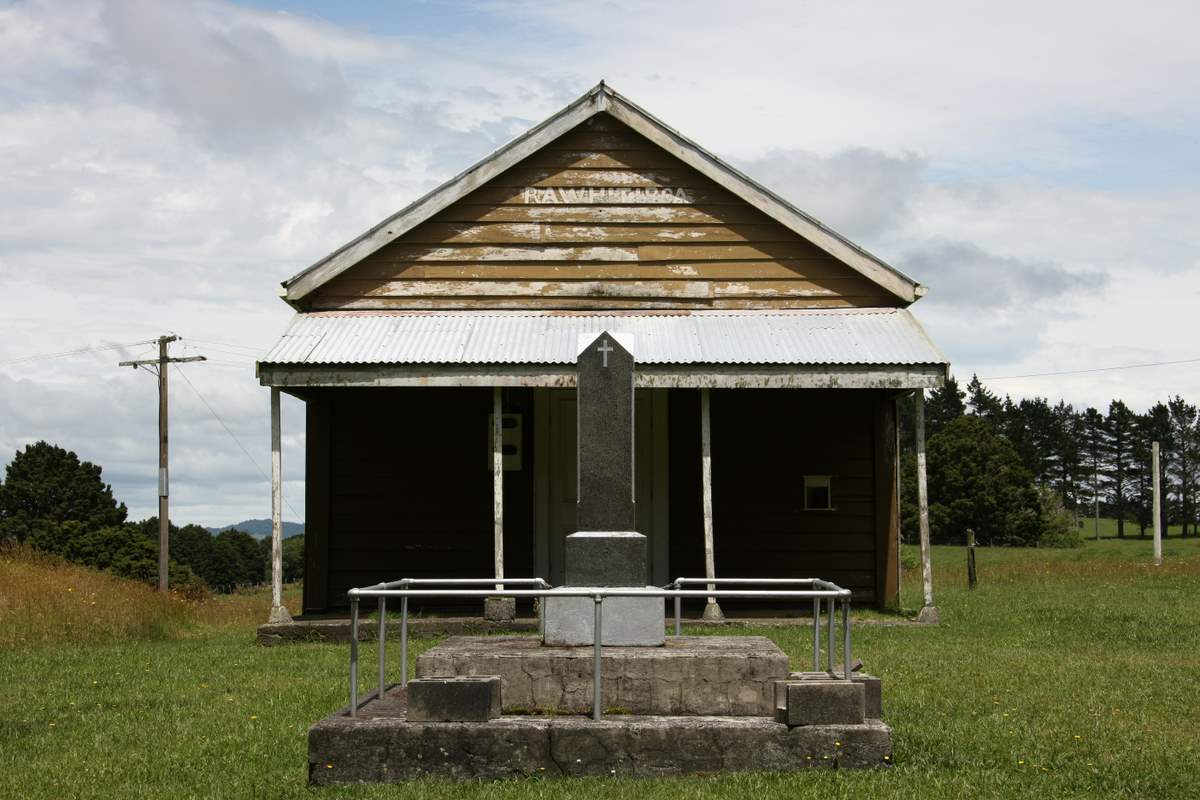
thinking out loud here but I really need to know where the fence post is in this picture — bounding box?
[593,595,604,721]
[377,597,387,700]
[967,529,977,590]
[812,596,820,672]
[826,597,834,674]
[1152,441,1163,566]
[349,597,360,717]
[400,595,409,688]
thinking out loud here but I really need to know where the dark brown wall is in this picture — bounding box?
[669,389,883,606]
[304,386,895,611]
[306,387,533,611]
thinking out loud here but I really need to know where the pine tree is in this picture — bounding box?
[1016,397,1056,486]
[966,374,1004,426]
[1142,403,1173,535]
[1167,396,1198,536]
[924,375,966,437]
[1048,401,1083,511]
[1105,400,1136,537]
[1081,407,1107,538]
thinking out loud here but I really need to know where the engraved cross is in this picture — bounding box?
[597,338,614,368]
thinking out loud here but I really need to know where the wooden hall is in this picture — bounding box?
[256,83,948,619]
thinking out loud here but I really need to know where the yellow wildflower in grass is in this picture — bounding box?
[250,715,257,720]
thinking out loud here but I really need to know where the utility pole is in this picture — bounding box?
[119,335,206,592]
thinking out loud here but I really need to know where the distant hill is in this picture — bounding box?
[206,519,304,539]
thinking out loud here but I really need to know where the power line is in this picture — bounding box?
[186,337,264,354]
[982,356,1200,381]
[190,346,258,360]
[173,364,302,521]
[0,338,158,366]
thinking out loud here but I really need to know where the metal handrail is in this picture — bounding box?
[667,577,850,680]
[344,577,853,721]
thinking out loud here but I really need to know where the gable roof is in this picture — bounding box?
[281,82,924,306]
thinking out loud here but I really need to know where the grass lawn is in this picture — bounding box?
[2,537,1199,799]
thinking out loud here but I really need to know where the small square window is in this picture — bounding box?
[804,475,832,510]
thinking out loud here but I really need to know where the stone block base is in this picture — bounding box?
[564,531,647,586]
[542,589,664,646]
[407,676,501,722]
[483,596,516,622]
[780,671,883,719]
[416,635,788,715]
[309,712,892,783]
[775,680,865,727]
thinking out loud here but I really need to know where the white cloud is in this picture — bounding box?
[1,0,1197,523]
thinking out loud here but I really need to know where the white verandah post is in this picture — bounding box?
[483,386,514,621]
[268,387,292,624]
[493,386,504,589]
[914,390,938,624]
[700,388,724,622]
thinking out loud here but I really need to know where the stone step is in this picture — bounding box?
[407,676,501,722]
[309,712,893,783]
[415,634,789,716]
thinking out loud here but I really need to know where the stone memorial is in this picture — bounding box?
[541,331,665,647]
[306,339,894,781]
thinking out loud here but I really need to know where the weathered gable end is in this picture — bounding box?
[305,114,905,311]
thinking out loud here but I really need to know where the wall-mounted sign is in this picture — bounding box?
[487,413,523,471]
[522,187,692,204]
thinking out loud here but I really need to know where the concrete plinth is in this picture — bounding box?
[542,589,664,646]
[779,671,884,720]
[416,635,788,716]
[564,531,650,585]
[309,707,892,783]
[776,680,865,727]
[407,676,501,722]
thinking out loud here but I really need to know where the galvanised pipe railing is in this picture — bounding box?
[344,578,853,721]
[666,577,851,676]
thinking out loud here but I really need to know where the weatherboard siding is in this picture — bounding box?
[305,114,902,311]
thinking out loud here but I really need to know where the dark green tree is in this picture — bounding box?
[1143,403,1173,533]
[924,375,966,437]
[173,524,218,581]
[1104,400,1136,537]
[0,441,127,542]
[282,534,305,583]
[966,374,1004,426]
[901,416,1044,546]
[1013,396,1056,482]
[1081,407,1107,536]
[1167,396,1198,536]
[1047,401,1083,510]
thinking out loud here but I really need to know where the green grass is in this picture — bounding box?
[2,538,1199,799]
[1073,515,1186,541]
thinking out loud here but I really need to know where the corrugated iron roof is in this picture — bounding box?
[260,309,948,367]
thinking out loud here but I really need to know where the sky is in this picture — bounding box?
[1,0,1197,526]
